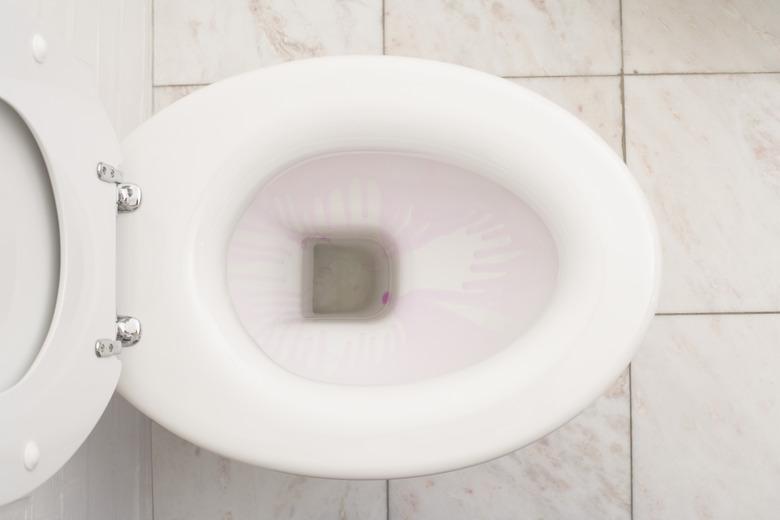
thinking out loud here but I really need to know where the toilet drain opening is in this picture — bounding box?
[302,234,395,320]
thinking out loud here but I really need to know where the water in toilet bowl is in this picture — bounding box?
[227,151,558,385]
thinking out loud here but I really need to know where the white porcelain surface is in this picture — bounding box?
[626,74,780,313]
[385,0,621,76]
[153,0,382,85]
[151,424,386,520]
[623,0,780,74]
[633,315,780,519]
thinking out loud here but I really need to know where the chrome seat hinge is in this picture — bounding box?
[96,162,142,212]
[95,316,142,358]
[94,338,122,358]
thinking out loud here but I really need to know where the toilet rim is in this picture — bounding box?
[117,56,661,478]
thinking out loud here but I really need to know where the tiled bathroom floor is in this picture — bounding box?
[149,1,780,519]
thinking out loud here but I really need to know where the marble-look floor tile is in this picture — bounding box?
[385,0,621,76]
[151,423,386,520]
[389,75,630,520]
[154,0,382,85]
[632,314,780,519]
[625,74,780,313]
[623,0,780,74]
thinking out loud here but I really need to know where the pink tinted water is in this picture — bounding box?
[227,152,558,385]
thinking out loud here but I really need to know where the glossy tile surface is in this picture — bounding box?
[633,315,780,519]
[623,0,780,73]
[385,0,621,76]
[154,0,382,85]
[626,74,780,313]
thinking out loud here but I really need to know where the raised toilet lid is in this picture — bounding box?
[0,12,122,505]
[116,57,660,479]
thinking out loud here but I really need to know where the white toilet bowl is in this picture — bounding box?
[0,11,660,505]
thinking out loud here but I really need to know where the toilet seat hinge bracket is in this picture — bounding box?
[96,162,142,213]
[95,339,122,358]
[95,315,142,358]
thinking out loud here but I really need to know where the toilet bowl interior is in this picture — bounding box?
[227,151,559,385]
[114,56,659,478]
[0,99,59,392]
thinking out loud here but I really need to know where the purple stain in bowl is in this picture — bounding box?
[382,291,390,305]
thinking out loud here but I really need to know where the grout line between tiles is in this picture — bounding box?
[381,0,386,55]
[152,70,780,91]
[150,0,156,97]
[153,82,211,89]
[504,73,621,79]
[386,480,390,520]
[617,0,633,517]
[382,5,390,518]
[656,310,780,316]
[628,363,634,520]
[625,70,780,77]
[149,419,156,520]
[619,74,627,165]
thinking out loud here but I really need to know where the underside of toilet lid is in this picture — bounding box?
[0,13,121,505]
[117,56,660,478]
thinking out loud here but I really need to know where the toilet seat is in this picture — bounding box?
[116,57,660,478]
[0,16,122,504]
[1,15,659,504]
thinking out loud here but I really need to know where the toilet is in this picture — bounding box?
[0,10,660,506]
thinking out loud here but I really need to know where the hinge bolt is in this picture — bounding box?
[116,316,142,347]
[97,162,141,212]
[117,183,142,212]
[95,339,122,358]
[96,316,142,358]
